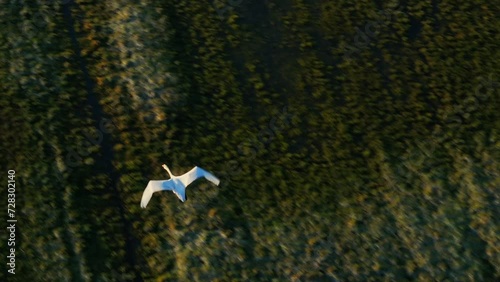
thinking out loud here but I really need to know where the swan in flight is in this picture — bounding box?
[140,164,220,208]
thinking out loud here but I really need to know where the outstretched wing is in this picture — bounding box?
[178,166,220,188]
[140,180,173,208]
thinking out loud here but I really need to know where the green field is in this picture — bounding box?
[1,0,498,281]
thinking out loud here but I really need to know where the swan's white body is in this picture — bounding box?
[140,164,220,208]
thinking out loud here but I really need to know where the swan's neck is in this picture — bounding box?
[163,164,174,178]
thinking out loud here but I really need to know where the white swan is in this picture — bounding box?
[140,164,220,208]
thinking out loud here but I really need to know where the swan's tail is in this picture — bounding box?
[172,186,186,202]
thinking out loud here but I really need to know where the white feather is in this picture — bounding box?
[140,165,220,208]
[140,180,173,208]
